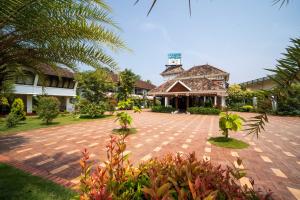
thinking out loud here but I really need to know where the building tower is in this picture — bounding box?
[160,53,185,81]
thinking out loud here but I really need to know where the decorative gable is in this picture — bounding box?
[166,81,191,92]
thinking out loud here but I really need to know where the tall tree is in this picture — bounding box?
[76,69,115,104]
[117,69,138,101]
[0,0,126,78]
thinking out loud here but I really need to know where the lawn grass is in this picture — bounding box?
[112,128,137,135]
[0,163,76,200]
[0,114,112,136]
[208,136,249,149]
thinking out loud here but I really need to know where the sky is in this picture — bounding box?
[91,0,300,85]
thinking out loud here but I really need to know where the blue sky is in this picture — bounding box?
[101,0,300,85]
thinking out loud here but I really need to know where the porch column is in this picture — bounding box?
[221,96,226,108]
[214,96,217,106]
[204,96,206,103]
[164,96,168,107]
[175,97,178,110]
[66,97,75,112]
[26,95,33,114]
[153,96,156,106]
[186,96,189,109]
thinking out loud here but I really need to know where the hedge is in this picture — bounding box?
[187,107,220,115]
[151,105,176,113]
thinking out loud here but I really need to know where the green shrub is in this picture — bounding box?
[204,100,213,107]
[240,105,253,112]
[79,136,272,199]
[115,111,132,130]
[187,107,220,115]
[37,96,60,124]
[219,112,244,138]
[151,105,175,113]
[6,113,20,128]
[10,98,26,121]
[79,100,106,118]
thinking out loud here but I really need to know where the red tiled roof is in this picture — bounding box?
[160,65,185,76]
[177,64,228,78]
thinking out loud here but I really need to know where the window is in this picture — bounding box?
[63,79,70,88]
[69,80,75,89]
[15,71,35,85]
[50,76,58,87]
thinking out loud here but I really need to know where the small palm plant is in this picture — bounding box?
[116,112,132,130]
[219,112,244,139]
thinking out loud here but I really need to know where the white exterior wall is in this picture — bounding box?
[221,96,226,108]
[66,97,75,112]
[26,95,33,113]
[14,85,76,97]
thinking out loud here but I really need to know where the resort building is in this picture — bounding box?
[149,54,229,111]
[239,75,276,91]
[7,65,77,114]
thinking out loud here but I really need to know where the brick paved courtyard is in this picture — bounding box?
[0,111,299,199]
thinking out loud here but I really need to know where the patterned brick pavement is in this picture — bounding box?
[0,111,299,199]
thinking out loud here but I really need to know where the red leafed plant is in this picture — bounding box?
[79,135,272,200]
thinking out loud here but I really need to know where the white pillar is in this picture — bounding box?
[204,96,206,102]
[221,96,226,108]
[66,97,75,112]
[26,95,33,113]
[164,97,168,107]
[214,96,217,106]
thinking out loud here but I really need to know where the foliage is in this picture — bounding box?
[244,113,268,139]
[187,107,220,115]
[76,69,115,104]
[117,99,133,110]
[276,83,300,116]
[151,105,175,113]
[0,97,9,106]
[0,163,76,200]
[240,105,254,112]
[133,106,142,113]
[79,135,272,199]
[37,96,60,124]
[115,112,133,130]
[219,112,244,138]
[0,0,126,79]
[204,100,213,108]
[10,98,26,121]
[208,137,249,149]
[78,100,106,118]
[227,84,253,107]
[117,69,138,101]
[5,112,20,128]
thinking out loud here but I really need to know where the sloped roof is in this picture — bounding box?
[149,77,225,94]
[38,64,74,78]
[160,65,185,76]
[177,64,228,78]
[110,73,156,90]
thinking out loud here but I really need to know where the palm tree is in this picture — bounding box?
[0,0,126,78]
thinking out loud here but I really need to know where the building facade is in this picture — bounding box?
[10,65,77,114]
[149,56,229,111]
[239,75,276,91]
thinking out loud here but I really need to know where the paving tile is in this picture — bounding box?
[260,155,272,163]
[231,151,239,157]
[88,143,99,147]
[254,147,263,153]
[55,145,68,150]
[67,149,80,155]
[203,155,210,161]
[17,148,32,153]
[50,165,69,174]
[44,142,57,146]
[36,158,54,166]
[283,151,296,157]
[287,187,300,200]
[153,147,161,152]
[141,154,152,162]
[205,147,211,153]
[24,153,42,160]
[182,144,189,149]
[240,177,253,189]
[135,144,143,148]
[271,168,287,178]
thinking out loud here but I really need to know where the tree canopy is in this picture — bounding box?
[0,0,126,75]
[76,69,115,104]
[117,69,139,101]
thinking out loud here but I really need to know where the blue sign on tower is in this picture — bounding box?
[168,53,181,59]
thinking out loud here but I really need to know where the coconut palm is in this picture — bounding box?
[0,0,126,76]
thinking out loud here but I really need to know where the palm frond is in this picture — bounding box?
[244,113,268,138]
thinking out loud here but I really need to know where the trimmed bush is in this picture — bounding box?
[37,96,60,124]
[6,113,20,128]
[151,105,175,113]
[240,105,253,112]
[10,98,26,121]
[78,100,106,118]
[187,107,220,115]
